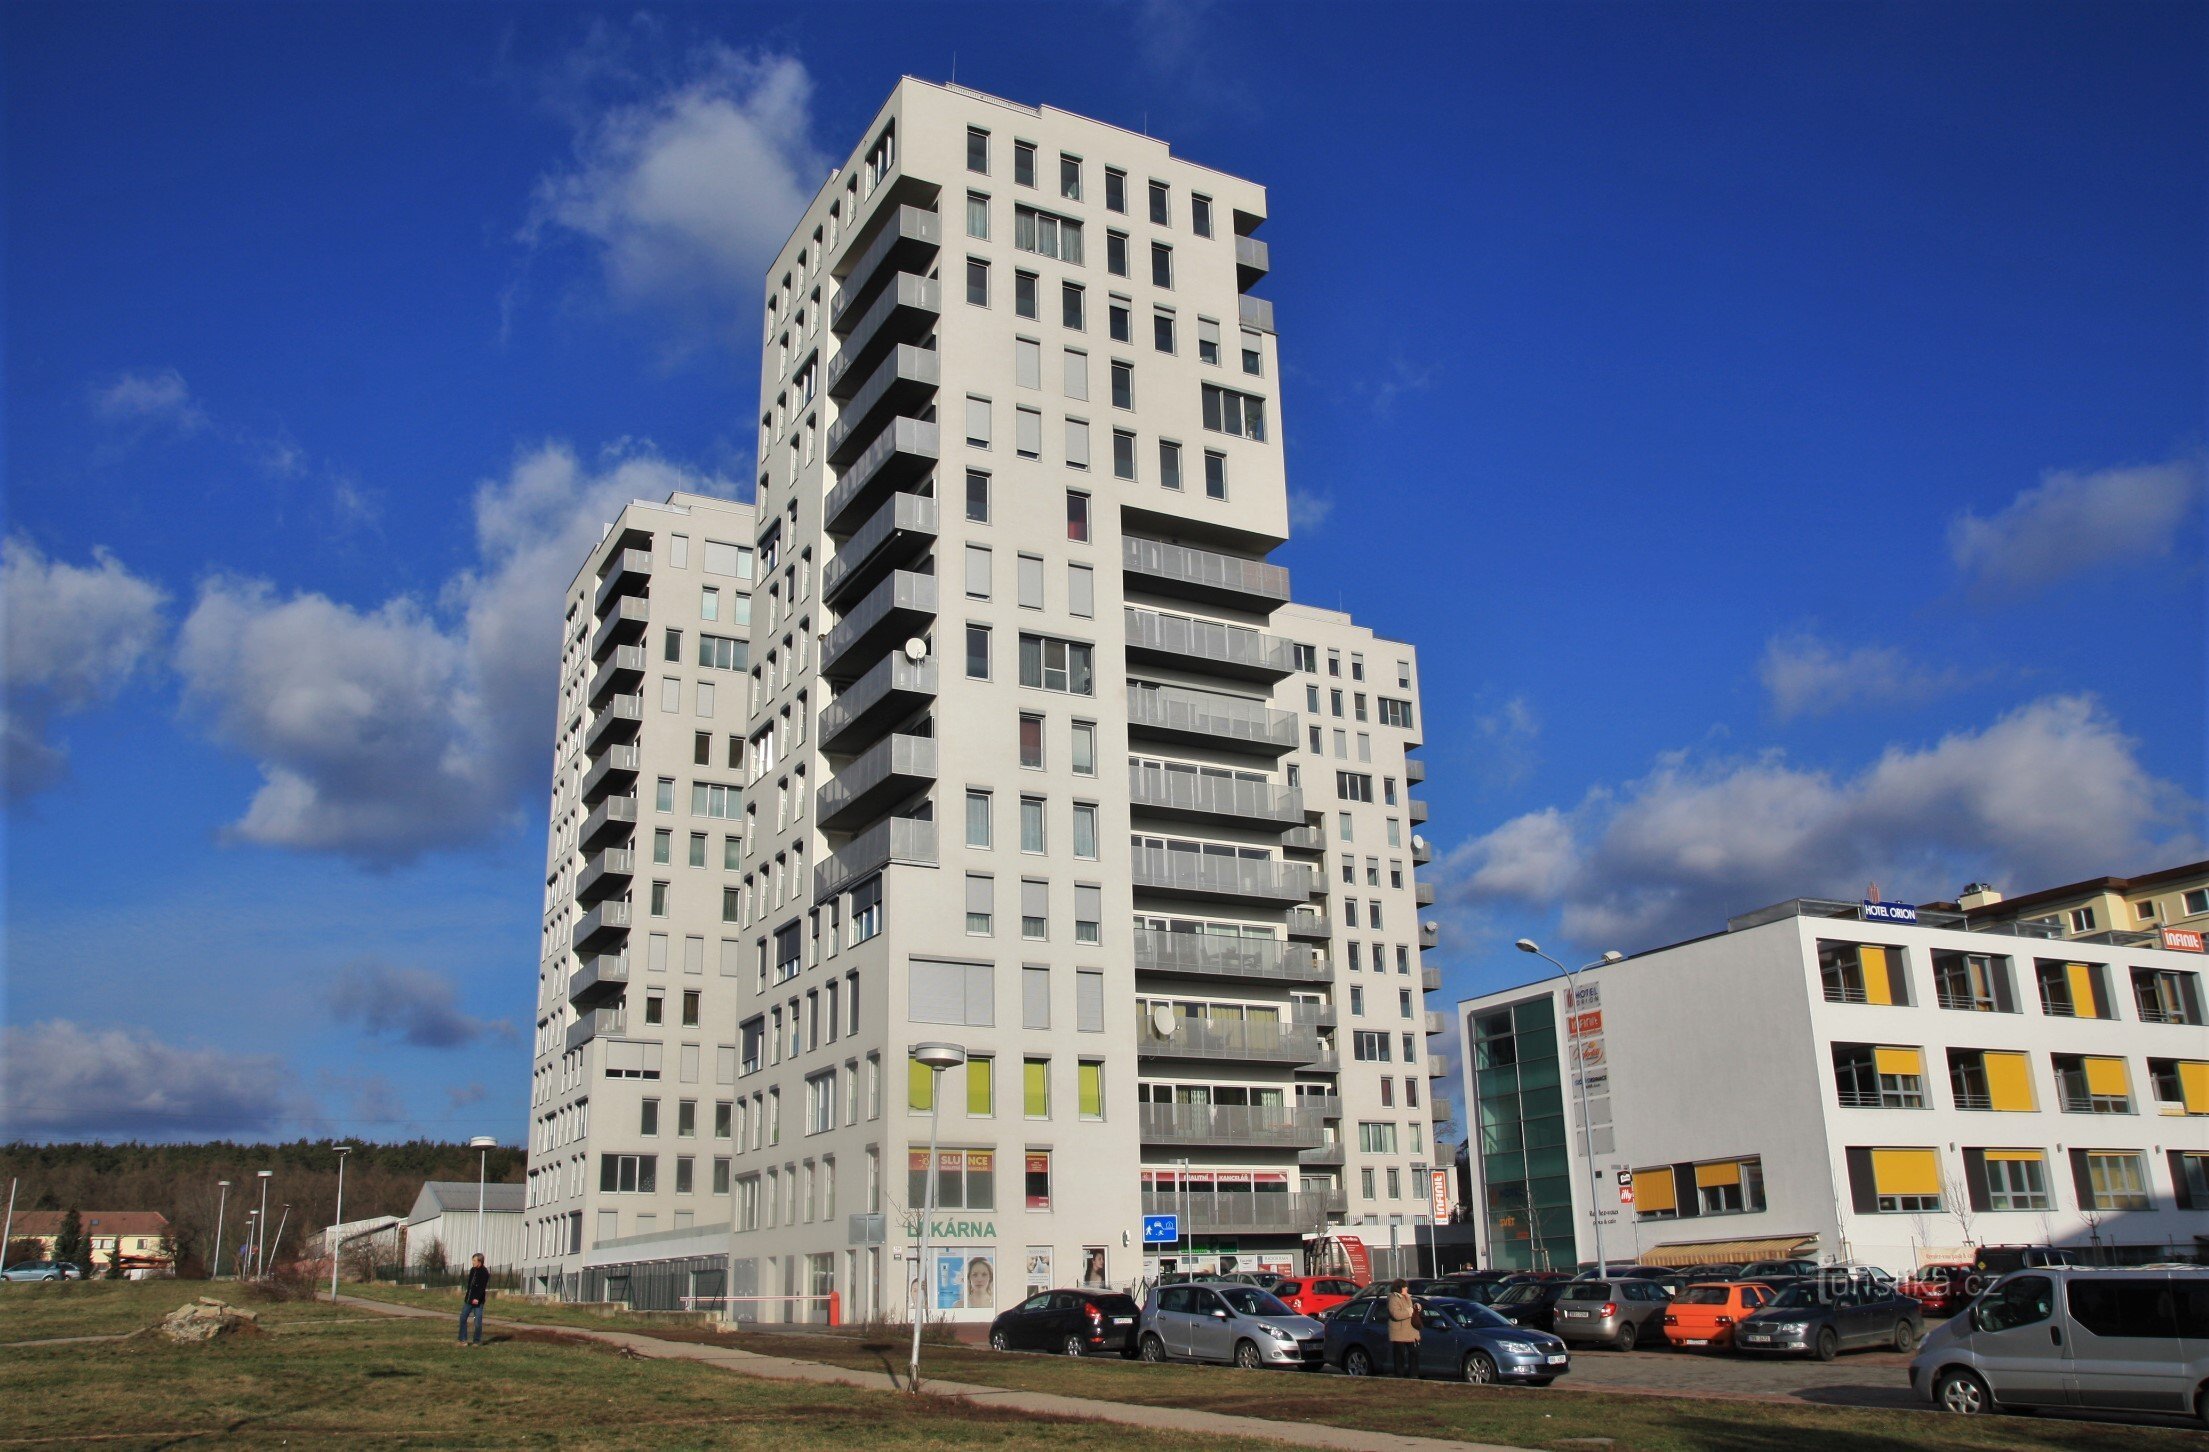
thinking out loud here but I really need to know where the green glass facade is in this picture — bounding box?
[1472,996,1575,1271]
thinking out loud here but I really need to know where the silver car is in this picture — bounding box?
[1910,1265,2209,1424]
[1138,1280,1326,1369]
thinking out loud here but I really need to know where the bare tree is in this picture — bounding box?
[1943,1166,1979,1254]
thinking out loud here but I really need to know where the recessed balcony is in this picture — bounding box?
[593,548,652,613]
[812,815,937,903]
[573,899,632,952]
[1285,909,1331,941]
[565,1005,626,1054]
[1139,1102,1326,1150]
[1298,1140,1346,1168]
[568,953,629,1006]
[818,654,938,753]
[826,346,939,465]
[816,733,938,831]
[588,644,647,707]
[822,492,938,607]
[825,273,939,395]
[584,693,644,754]
[576,847,634,905]
[824,418,939,533]
[590,595,649,660]
[1279,824,1325,854]
[820,570,936,682]
[1123,608,1296,682]
[1127,764,1305,829]
[1132,928,1327,985]
[1126,683,1296,756]
[580,795,637,851]
[829,205,941,336]
[1137,1013,1330,1066]
[1121,536,1289,610]
[1235,234,1270,289]
[1130,851,1314,905]
[579,744,640,806]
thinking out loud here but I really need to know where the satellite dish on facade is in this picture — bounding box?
[1150,1003,1176,1037]
[1422,921,1440,935]
[1411,835,1427,852]
[903,637,928,662]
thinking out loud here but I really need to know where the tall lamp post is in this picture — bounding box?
[1515,940,1623,1273]
[253,1170,274,1279]
[907,1042,967,1393]
[243,1210,259,1282]
[468,1136,498,1263]
[211,1181,231,1280]
[329,1145,354,1301]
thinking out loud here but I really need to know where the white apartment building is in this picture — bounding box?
[1458,897,2209,1275]
[519,81,1440,1319]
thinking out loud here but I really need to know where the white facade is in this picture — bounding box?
[1458,899,2209,1275]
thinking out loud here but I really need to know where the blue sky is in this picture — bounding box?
[3,0,2201,1145]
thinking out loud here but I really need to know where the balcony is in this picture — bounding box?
[593,548,652,613]
[588,644,647,707]
[1409,798,1430,825]
[573,899,632,952]
[568,952,629,1006]
[821,570,937,682]
[584,693,644,754]
[1126,683,1295,756]
[823,491,938,607]
[590,595,649,660]
[1235,234,1270,288]
[827,346,939,465]
[826,273,939,395]
[1419,921,1440,950]
[829,206,941,336]
[819,654,938,752]
[1421,966,1442,994]
[1124,608,1296,682]
[1405,757,1426,785]
[1415,881,1436,907]
[581,794,638,851]
[1141,1190,1330,1235]
[1286,909,1331,941]
[1425,1010,1448,1036]
[1298,1140,1346,1168]
[812,815,936,902]
[1280,824,1325,854]
[1131,851,1314,905]
[566,1005,626,1054]
[817,733,938,830]
[579,743,640,805]
[824,418,939,532]
[1128,764,1305,829]
[1121,536,1289,610]
[1139,1102,1325,1150]
[1411,836,1433,866]
[575,847,634,905]
[1133,928,1327,985]
[1237,294,1275,335]
[1138,1013,1329,1066]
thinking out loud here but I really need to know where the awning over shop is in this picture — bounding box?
[1639,1233,1819,1267]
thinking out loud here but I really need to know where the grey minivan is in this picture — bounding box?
[1910,1266,2209,1424]
[1138,1281,1326,1369]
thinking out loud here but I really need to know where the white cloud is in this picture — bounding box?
[525,47,827,319]
[1469,695,1542,789]
[329,961,507,1048]
[1287,489,1334,532]
[1438,696,2198,951]
[0,1020,291,1140]
[2,538,170,799]
[176,441,731,863]
[89,368,207,433]
[1949,456,2202,595]
[1759,633,1972,720]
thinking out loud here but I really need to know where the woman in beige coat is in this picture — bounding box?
[1385,1280,1421,1377]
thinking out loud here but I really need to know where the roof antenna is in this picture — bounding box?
[951,52,957,86]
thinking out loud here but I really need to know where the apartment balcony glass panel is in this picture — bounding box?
[1121,536,1289,609]
[1285,909,1331,941]
[579,744,641,806]
[593,548,652,613]
[1123,607,1296,682]
[812,816,937,902]
[816,733,938,830]
[819,655,938,752]
[575,847,635,904]
[585,693,645,753]
[821,570,937,682]
[825,274,939,395]
[1140,1189,1328,1235]
[1425,1010,1448,1036]
[568,953,629,1006]
[573,899,632,952]
[1130,849,1313,905]
[1408,798,1430,825]
[1415,881,1436,907]
[1125,681,1296,756]
[823,492,938,606]
[829,206,941,340]
[588,644,647,707]
[1132,928,1327,984]
[1298,1140,1346,1167]
[1234,234,1270,287]
[824,419,939,532]
[590,595,650,660]
[1137,1013,1329,1066]
[1139,1102,1325,1149]
[581,795,638,850]
[826,346,940,465]
[1127,762,1305,828]
[566,1005,626,1054]
[1404,757,1426,785]
[1279,824,1325,853]
[1237,295,1275,335]
[1421,966,1443,994]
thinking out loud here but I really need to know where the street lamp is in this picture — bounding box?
[469,1137,498,1263]
[213,1181,232,1281]
[243,1210,259,1282]
[1516,940,1623,1274]
[254,1170,274,1279]
[329,1146,354,1301]
[907,1042,967,1392]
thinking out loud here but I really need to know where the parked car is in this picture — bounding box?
[1270,1276,1360,1318]
[1969,1245,2081,1278]
[1552,1278,1672,1351]
[1427,1277,1510,1307]
[1571,1263,1673,1281]
[2,1261,79,1282]
[1734,1277,1924,1360]
[1325,1295,1572,1384]
[1899,1263,1977,1318]
[1679,1263,1745,1285]
[1489,1279,1574,1333]
[988,1288,1144,1357]
[1344,1277,1460,1306]
[1910,1265,2209,1422]
[1659,1281,1776,1350]
[1739,1258,1822,1281]
[1216,1271,1292,1291]
[1137,1282,1326,1369]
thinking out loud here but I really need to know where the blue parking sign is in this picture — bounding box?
[1142,1214,1178,1245]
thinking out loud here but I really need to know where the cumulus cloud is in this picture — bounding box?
[525,45,827,318]
[1949,456,2202,595]
[90,368,208,434]
[0,1020,291,1140]
[329,961,507,1048]
[1759,633,1972,720]
[2,538,170,799]
[176,440,730,862]
[1436,696,2198,951]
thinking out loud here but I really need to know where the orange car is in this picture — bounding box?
[1271,1275,1362,1317]
[1660,1281,1775,1349]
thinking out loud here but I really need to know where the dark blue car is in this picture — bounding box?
[1323,1295,1572,1384]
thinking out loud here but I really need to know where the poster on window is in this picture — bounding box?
[936,1250,996,1309]
[1082,1245,1107,1288]
[1026,1247,1052,1290]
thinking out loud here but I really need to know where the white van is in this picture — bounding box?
[1909,1265,2209,1424]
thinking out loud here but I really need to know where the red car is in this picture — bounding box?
[1271,1275,1361,1317]
[1899,1263,1975,1317]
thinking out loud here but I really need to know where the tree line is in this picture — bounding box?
[0,1141,524,1275]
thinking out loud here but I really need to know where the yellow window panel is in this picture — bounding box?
[1077,1062,1103,1118]
[907,1057,934,1112]
[1984,1052,2035,1112]
[1023,1059,1049,1117]
[1860,945,1893,1005]
[965,1058,993,1116]
[2082,1056,2129,1098]
[1694,1160,1742,1190]
[2178,1061,2209,1113]
[1871,1147,1942,1197]
[2066,963,2103,1018]
[1873,1046,1923,1078]
[1983,1149,2043,1164]
[1633,1169,1676,1213]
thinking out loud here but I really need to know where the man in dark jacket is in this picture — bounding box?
[458,1254,489,1346]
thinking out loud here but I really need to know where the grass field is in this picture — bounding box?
[0,1281,1278,1450]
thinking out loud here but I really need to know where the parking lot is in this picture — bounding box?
[1532,1342,1919,1408]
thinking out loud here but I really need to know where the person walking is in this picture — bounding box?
[458,1254,489,1346]
[1385,1278,1421,1378]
